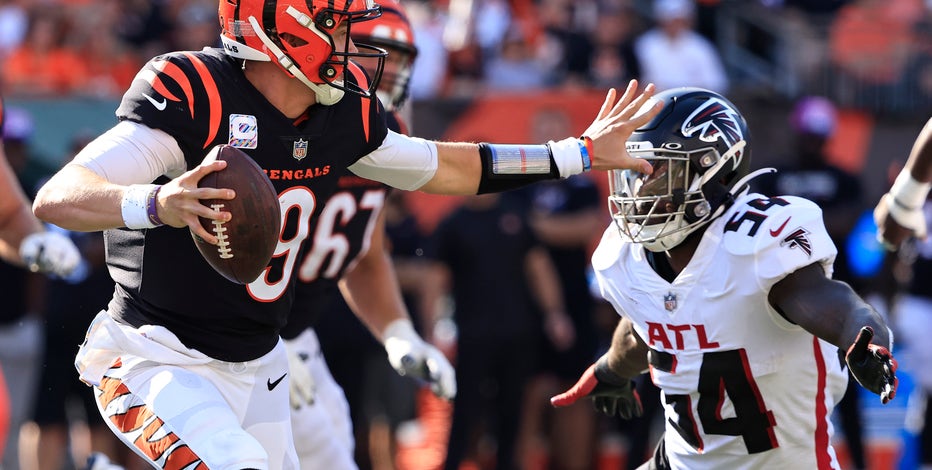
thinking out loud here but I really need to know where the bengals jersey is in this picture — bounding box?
[106,48,388,362]
[280,110,406,339]
[592,193,849,470]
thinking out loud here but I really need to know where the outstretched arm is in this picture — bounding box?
[875,116,932,248]
[350,80,662,196]
[550,315,648,418]
[769,263,897,403]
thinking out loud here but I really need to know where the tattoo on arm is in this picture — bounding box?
[605,316,650,378]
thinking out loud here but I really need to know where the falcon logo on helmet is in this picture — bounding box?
[608,88,759,252]
[681,98,744,148]
[218,0,387,106]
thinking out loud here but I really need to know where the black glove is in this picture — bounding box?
[845,326,898,404]
[551,356,643,419]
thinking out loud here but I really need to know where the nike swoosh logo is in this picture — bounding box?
[770,217,791,237]
[267,373,287,391]
[142,93,167,111]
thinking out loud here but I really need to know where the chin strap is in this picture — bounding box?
[247,15,345,105]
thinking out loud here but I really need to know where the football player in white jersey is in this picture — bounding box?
[550,88,898,470]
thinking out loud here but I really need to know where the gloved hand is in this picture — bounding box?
[845,326,898,404]
[383,318,456,400]
[20,231,81,277]
[284,340,315,409]
[551,355,643,419]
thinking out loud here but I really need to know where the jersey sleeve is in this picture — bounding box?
[116,52,224,160]
[749,195,838,291]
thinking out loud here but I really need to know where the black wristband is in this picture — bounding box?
[476,143,560,194]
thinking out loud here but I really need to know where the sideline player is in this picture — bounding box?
[551,88,898,469]
[31,1,662,468]
[281,2,450,468]
[874,116,932,249]
[0,95,80,467]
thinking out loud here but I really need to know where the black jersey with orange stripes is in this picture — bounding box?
[106,48,389,362]
[280,110,406,339]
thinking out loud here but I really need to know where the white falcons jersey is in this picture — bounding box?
[592,193,849,470]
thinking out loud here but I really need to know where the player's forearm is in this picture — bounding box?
[340,245,411,340]
[604,316,649,378]
[0,207,40,266]
[905,117,932,183]
[772,264,892,350]
[33,164,127,232]
[0,151,42,262]
[418,142,481,195]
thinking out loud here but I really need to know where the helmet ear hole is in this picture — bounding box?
[317,11,336,29]
[687,201,711,222]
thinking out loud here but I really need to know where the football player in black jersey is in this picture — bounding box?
[32,0,661,467]
[280,2,450,468]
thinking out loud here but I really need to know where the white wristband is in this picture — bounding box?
[889,171,931,210]
[121,184,160,229]
[547,137,584,177]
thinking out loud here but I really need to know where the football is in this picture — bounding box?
[192,144,281,284]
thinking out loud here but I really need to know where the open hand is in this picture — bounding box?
[845,326,898,404]
[582,80,663,174]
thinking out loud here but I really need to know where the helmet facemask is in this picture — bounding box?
[220,0,387,105]
[609,139,747,252]
[350,2,417,111]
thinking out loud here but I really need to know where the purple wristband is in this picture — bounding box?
[146,185,164,226]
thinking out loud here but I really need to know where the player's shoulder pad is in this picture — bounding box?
[719,192,830,257]
[118,49,228,153]
[591,224,627,272]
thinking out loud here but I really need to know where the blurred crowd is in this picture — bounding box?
[1,0,932,112]
[2,0,932,470]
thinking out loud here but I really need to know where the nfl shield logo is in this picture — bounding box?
[293,139,308,160]
[663,292,677,312]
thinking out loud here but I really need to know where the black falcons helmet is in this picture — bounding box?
[608,87,751,251]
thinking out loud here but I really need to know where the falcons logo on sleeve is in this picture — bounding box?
[780,227,813,257]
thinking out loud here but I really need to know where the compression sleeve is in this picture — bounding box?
[348,130,438,191]
[71,121,187,185]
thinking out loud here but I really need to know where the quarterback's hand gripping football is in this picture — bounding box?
[551,356,643,419]
[845,326,898,404]
[383,318,457,400]
[284,341,315,409]
[582,80,662,174]
[19,231,81,277]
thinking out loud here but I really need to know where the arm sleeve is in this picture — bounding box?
[348,130,438,191]
[71,121,186,185]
